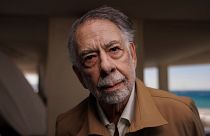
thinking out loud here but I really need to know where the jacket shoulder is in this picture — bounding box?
[56,97,89,136]
[149,88,192,105]
[149,88,197,111]
[148,87,200,119]
[148,88,204,135]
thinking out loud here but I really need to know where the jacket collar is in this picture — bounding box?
[83,78,168,135]
[129,79,168,132]
[87,95,110,135]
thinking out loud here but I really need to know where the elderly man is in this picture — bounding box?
[56,6,205,136]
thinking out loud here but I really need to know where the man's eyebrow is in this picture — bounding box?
[104,40,121,49]
[79,49,98,58]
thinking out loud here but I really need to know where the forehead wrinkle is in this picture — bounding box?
[79,38,124,57]
[82,36,106,50]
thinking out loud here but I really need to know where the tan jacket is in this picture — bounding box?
[56,79,205,136]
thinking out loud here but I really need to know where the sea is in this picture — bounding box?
[172,90,210,109]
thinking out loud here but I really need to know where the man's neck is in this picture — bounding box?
[99,96,130,125]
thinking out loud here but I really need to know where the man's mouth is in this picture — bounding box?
[98,80,125,92]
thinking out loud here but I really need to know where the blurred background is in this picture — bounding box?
[0,0,210,135]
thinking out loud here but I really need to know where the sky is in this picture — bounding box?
[144,64,210,91]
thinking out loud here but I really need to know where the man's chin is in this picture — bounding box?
[99,90,130,104]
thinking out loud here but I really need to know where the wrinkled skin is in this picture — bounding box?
[73,19,137,106]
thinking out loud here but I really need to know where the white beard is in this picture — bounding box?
[99,87,130,104]
[84,70,134,104]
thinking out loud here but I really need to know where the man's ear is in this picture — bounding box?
[129,42,137,67]
[72,65,88,89]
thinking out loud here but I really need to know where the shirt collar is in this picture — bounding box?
[120,85,135,124]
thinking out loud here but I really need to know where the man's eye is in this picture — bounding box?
[110,47,120,52]
[82,55,97,67]
[85,55,94,60]
[109,46,123,59]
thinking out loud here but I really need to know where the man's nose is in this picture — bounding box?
[100,52,116,75]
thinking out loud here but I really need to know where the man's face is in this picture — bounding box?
[73,19,137,104]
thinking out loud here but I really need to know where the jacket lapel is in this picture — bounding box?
[129,79,168,132]
[87,95,110,136]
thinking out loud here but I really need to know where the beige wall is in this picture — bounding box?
[45,17,88,136]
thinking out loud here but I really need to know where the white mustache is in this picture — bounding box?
[97,72,125,88]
